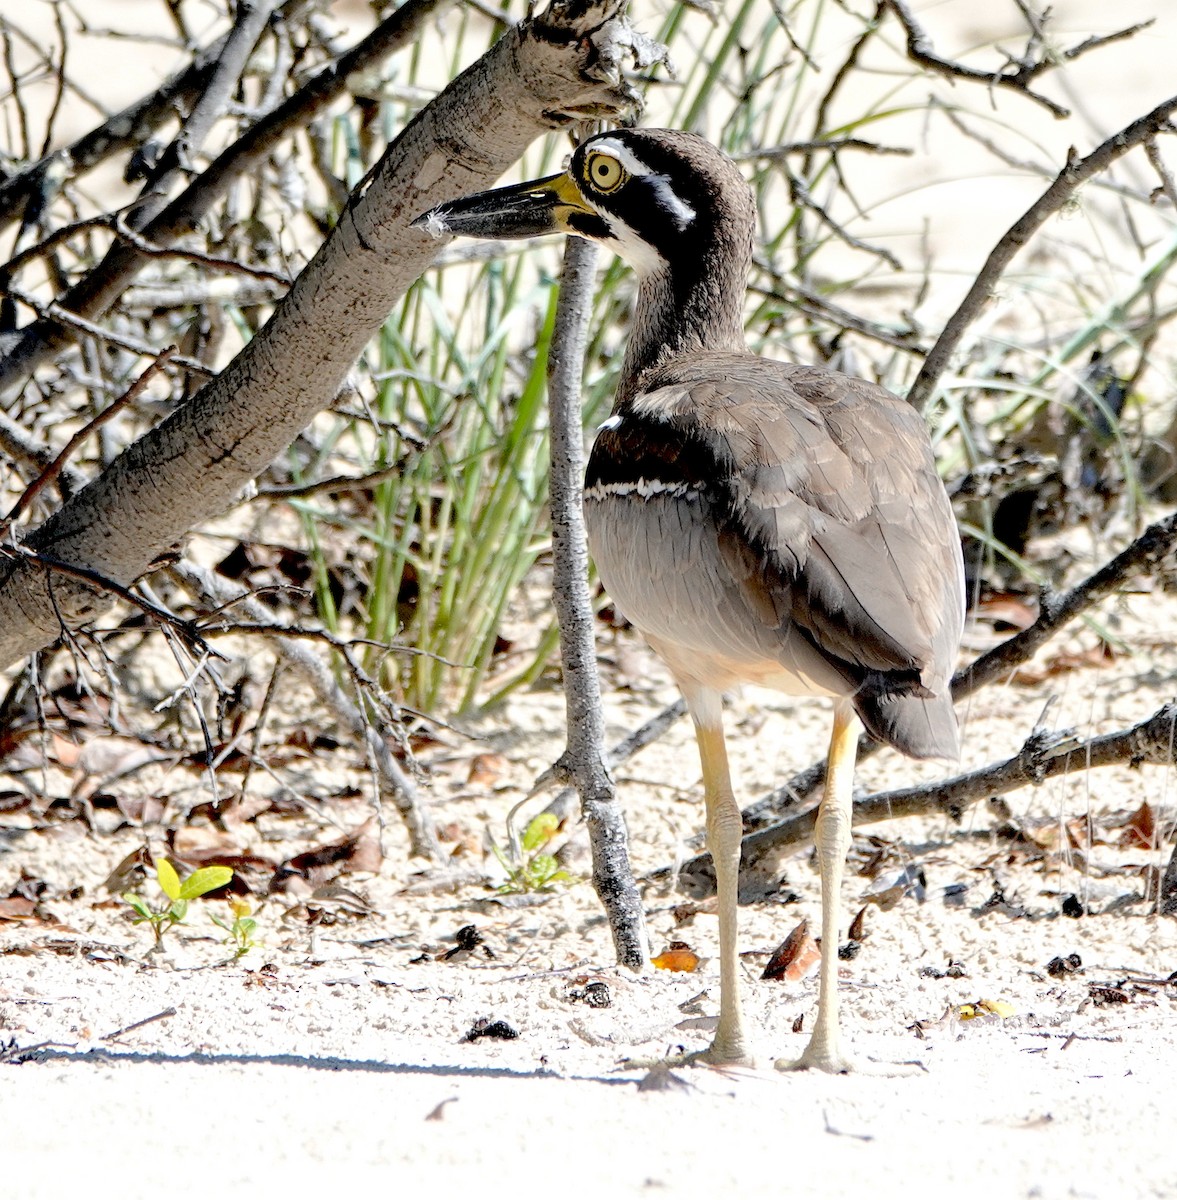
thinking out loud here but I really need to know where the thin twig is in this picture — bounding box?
[0,348,176,535]
[170,560,440,861]
[1,284,214,377]
[908,94,1177,411]
[671,704,1177,898]
[0,0,459,400]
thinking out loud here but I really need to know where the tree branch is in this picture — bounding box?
[0,0,642,671]
[673,703,1177,899]
[0,0,458,402]
[545,232,648,972]
[908,94,1177,411]
[171,560,440,861]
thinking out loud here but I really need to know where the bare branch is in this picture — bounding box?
[1,348,175,535]
[0,0,643,668]
[673,703,1177,899]
[129,0,279,216]
[0,0,458,402]
[170,560,441,861]
[886,1,1151,119]
[546,230,648,972]
[2,284,214,379]
[908,94,1177,411]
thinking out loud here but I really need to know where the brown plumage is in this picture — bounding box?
[415,128,964,1071]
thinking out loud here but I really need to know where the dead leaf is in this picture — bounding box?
[976,593,1038,631]
[848,905,868,942]
[652,941,701,973]
[1013,642,1117,686]
[761,919,820,982]
[101,846,150,894]
[466,753,506,789]
[272,819,382,889]
[1118,801,1157,850]
[0,897,37,921]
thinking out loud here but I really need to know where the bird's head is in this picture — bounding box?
[411,128,755,280]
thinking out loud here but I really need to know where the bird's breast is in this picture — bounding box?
[583,477,844,698]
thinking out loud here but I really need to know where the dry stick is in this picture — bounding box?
[672,507,1177,896]
[908,92,1177,412]
[544,233,648,972]
[1,348,176,535]
[131,0,279,221]
[0,21,230,229]
[543,698,690,823]
[675,703,1177,900]
[0,0,457,402]
[170,560,440,862]
[886,0,1151,119]
[0,410,85,499]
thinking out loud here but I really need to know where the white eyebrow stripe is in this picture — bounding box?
[589,138,654,177]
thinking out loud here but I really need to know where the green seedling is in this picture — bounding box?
[493,811,573,895]
[210,896,261,958]
[123,859,234,949]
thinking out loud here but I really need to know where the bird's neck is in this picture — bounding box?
[615,244,749,409]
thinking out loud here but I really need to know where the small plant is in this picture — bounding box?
[493,811,573,895]
[211,896,261,958]
[123,858,234,949]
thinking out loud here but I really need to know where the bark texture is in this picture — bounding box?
[547,234,649,972]
[0,0,639,670]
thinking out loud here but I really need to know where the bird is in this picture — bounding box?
[412,128,964,1072]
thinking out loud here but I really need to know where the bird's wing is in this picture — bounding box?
[633,357,962,690]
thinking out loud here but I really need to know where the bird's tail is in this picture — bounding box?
[854,689,959,761]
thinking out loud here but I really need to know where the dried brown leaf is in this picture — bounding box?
[762,919,820,982]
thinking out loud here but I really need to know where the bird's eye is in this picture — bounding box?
[584,151,626,194]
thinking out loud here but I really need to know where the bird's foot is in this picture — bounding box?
[622,1036,758,1073]
[693,1038,759,1070]
[775,1048,855,1074]
[775,1044,924,1077]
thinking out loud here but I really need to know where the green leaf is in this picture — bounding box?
[123,893,152,919]
[169,898,188,923]
[522,812,559,853]
[178,865,233,900]
[155,858,181,901]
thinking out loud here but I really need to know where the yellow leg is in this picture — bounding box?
[783,701,860,1073]
[687,690,755,1067]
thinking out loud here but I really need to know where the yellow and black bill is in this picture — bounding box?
[411,172,609,242]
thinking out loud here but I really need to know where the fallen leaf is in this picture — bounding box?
[976,593,1038,631]
[652,941,700,973]
[958,999,1015,1020]
[761,919,820,982]
[0,897,36,921]
[1118,801,1157,850]
[848,905,868,942]
[272,819,382,889]
[466,753,506,789]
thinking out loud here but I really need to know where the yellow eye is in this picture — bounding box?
[584,151,625,194]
